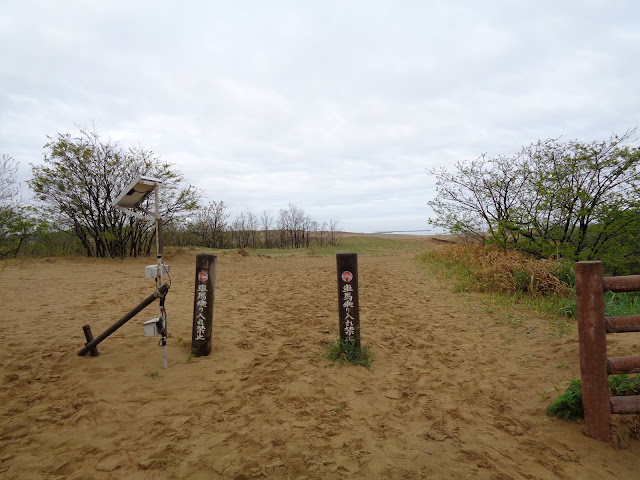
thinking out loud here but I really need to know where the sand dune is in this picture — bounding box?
[1,236,639,479]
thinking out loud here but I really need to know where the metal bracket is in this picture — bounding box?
[115,205,157,222]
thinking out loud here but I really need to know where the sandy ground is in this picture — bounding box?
[1,235,639,479]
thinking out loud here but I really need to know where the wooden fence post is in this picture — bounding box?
[336,253,360,348]
[575,261,611,442]
[191,254,217,357]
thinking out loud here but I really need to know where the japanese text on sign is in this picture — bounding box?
[195,283,207,340]
[342,282,355,341]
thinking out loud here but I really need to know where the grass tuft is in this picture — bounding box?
[325,339,372,369]
[604,291,640,317]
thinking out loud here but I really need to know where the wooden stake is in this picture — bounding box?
[575,261,611,442]
[191,254,217,357]
[82,325,99,357]
[336,253,360,348]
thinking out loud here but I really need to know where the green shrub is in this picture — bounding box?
[609,374,640,396]
[547,379,584,420]
[548,375,640,420]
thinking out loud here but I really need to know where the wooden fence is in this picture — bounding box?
[575,261,640,442]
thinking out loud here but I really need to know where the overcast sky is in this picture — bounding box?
[2,1,639,233]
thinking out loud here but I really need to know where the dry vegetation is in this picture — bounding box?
[420,243,574,298]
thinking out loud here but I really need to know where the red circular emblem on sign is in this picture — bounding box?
[341,271,353,282]
[198,271,208,282]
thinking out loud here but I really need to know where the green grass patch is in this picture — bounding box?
[553,291,640,321]
[419,243,577,335]
[165,235,430,259]
[250,235,428,258]
[547,375,640,420]
[325,338,373,368]
[604,291,640,317]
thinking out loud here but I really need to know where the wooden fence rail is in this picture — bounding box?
[575,261,640,443]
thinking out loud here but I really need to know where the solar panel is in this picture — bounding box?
[112,176,163,209]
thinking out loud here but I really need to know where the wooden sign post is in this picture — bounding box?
[336,253,360,348]
[191,254,217,357]
[575,261,610,442]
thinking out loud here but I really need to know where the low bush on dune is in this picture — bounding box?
[419,243,574,297]
[420,243,640,318]
[546,379,584,420]
[419,243,579,337]
[547,375,640,420]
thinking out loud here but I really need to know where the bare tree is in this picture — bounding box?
[261,210,273,248]
[328,218,341,246]
[194,200,229,248]
[0,154,19,205]
[230,211,260,248]
[277,203,307,248]
[315,220,328,246]
[230,212,246,248]
[248,211,260,248]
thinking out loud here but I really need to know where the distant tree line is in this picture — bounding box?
[164,201,341,250]
[428,129,640,275]
[0,127,341,258]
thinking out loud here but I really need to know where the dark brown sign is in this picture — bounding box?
[336,253,360,348]
[191,254,217,356]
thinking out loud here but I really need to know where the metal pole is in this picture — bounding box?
[154,185,167,369]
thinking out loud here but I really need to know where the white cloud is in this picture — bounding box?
[1,0,639,232]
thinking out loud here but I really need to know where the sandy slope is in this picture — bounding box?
[1,236,639,479]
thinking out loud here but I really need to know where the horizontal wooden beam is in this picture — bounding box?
[607,356,640,375]
[603,275,640,292]
[610,395,640,415]
[606,315,640,333]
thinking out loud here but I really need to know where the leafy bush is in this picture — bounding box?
[547,379,584,420]
[609,375,640,397]
[548,375,640,420]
